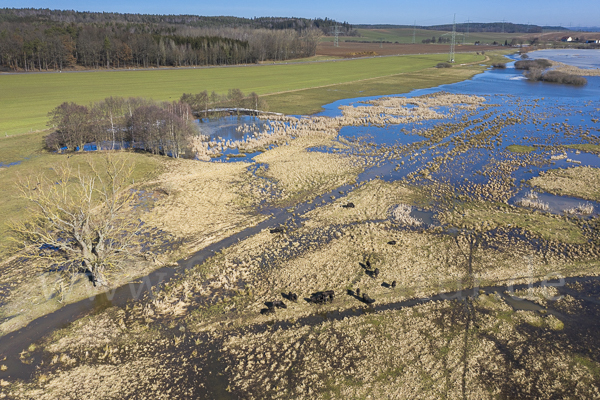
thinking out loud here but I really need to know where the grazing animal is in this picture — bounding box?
[373,268,380,278]
[273,300,287,309]
[356,288,361,296]
[387,240,397,245]
[362,293,376,304]
[391,280,397,288]
[270,227,284,233]
[309,290,335,304]
[342,202,355,208]
[288,292,298,301]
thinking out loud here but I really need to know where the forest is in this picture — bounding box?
[0,8,352,71]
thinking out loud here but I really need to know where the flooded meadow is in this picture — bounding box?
[1,52,600,398]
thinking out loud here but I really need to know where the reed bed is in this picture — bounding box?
[563,202,594,215]
[516,191,549,211]
[391,204,423,226]
[191,93,487,159]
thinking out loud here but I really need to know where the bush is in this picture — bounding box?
[492,63,506,68]
[541,71,587,85]
[436,62,452,68]
[525,69,587,86]
[514,59,552,70]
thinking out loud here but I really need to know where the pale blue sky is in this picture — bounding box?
[5,0,599,27]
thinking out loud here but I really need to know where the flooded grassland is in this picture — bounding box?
[2,56,600,398]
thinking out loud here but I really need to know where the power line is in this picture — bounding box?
[412,20,416,44]
[450,14,456,63]
[463,19,470,45]
[331,25,340,47]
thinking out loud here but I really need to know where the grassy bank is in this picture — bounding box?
[0,52,488,136]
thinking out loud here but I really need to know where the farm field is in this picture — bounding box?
[316,41,499,57]
[323,28,538,45]
[0,53,485,136]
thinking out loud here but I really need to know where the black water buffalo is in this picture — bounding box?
[308,290,335,304]
[362,293,376,304]
[342,202,355,208]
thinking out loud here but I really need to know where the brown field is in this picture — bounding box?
[317,42,501,57]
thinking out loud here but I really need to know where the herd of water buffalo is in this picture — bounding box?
[261,248,398,314]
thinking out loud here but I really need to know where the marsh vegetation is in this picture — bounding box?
[2,52,600,398]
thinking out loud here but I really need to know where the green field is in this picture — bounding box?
[324,28,529,45]
[0,53,484,136]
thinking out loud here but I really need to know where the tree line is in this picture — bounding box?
[421,36,452,44]
[0,23,321,70]
[0,9,337,71]
[45,89,269,156]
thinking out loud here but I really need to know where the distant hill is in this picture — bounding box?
[0,8,352,33]
[354,22,565,34]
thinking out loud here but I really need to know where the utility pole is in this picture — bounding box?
[412,20,416,44]
[502,19,505,33]
[331,25,340,47]
[450,14,456,63]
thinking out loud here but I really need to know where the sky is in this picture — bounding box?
[5,0,600,27]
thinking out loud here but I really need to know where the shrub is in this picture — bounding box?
[525,69,587,86]
[492,63,506,68]
[436,62,452,68]
[514,59,552,70]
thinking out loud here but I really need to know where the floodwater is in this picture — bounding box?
[527,48,600,69]
[2,56,600,384]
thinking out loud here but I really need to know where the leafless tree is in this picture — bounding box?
[10,155,144,286]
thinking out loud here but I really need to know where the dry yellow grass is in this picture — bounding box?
[529,166,600,201]
[252,137,365,206]
[302,179,419,226]
[550,61,600,76]
[143,159,267,252]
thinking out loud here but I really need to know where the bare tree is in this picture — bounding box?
[10,155,144,286]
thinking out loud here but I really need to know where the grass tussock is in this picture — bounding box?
[506,144,535,153]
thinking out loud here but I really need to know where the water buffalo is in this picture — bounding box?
[362,293,376,304]
[342,202,355,208]
[308,290,335,304]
